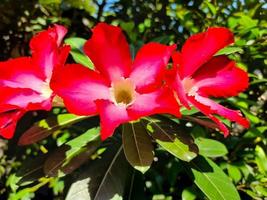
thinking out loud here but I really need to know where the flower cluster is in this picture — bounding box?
[0,23,249,140]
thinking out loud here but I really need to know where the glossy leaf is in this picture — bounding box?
[44,127,101,177]
[18,114,88,145]
[143,117,198,162]
[66,141,132,200]
[65,37,94,69]
[195,138,228,157]
[184,156,240,200]
[122,122,154,174]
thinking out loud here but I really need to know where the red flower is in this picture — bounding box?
[51,23,180,140]
[0,25,70,138]
[169,27,249,136]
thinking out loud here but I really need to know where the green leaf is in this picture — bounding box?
[143,117,198,162]
[184,156,240,200]
[44,127,100,177]
[255,145,267,174]
[66,141,132,200]
[216,46,244,56]
[180,107,199,115]
[195,138,228,157]
[204,1,217,15]
[182,186,197,200]
[227,164,242,183]
[18,114,88,145]
[122,122,154,174]
[65,37,94,69]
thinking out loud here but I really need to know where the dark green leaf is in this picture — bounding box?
[65,37,94,69]
[16,154,48,185]
[66,140,132,200]
[122,122,154,173]
[44,127,101,177]
[184,156,240,200]
[143,117,198,162]
[18,114,88,145]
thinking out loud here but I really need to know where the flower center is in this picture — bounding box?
[41,82,53,99]
[110,78,136,106]
[182,77,197,96]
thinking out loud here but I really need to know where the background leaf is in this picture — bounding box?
[65,37,94,69]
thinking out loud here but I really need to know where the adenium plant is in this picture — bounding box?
[0,22,250,199]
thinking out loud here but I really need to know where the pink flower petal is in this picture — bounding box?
[194,95,250,128]
[0,57,45,92]
[171,52,190,109]
[95,100,130,140]
[0,87,52,111]
[128,87,181,119]
[84,23,132,82]
[193,56,249,97]
[30,24,68,80]
[179,27,234,79]
[187,96,230,136]
[130,43,176,93]
[51,64,110,115]
[0,106,25,139]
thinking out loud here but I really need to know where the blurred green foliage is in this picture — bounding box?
[0,0,266,199]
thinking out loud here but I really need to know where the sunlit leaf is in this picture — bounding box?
[122,122,154,174]
[44,127,101,177]
[65,37,94,69]
[255,145,267,174]
[143,117,198,162]
[18,114,88,145]
[184,156,240,200]
[195,138,228,157]
[182,186,197,200]
[216,46,244,56]
[227,164,242,183]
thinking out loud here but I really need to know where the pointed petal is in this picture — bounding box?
[194,95,249,128]
[130,43,176,93]
[30,24,68,80]
[172,73,191,109]
[51,64,110,115]
[193,56,249,97]
[128,87,181,119]
[180,27,234,79]
[187,96,230,136]
[0,107,24,139]
[84,23,132,82]
[95,100,130,140]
